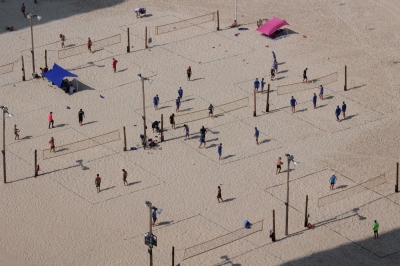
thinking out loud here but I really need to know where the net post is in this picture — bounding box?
[266,84,270,112]
[127,27,130,53]
[172,246,174,266]
[123,126,127,151]
[161,114,164,142]
[304,195,308,227]
[253,89,256,117]
[217,10,220,31]
[34,149,38,177]
[344,65,347,91]
[21,55,26,81]
[45,50,48,69]
[272,209,276,242]
[395,162,399,192]
[145,27,148,49]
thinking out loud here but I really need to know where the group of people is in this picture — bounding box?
[94,169,129,193]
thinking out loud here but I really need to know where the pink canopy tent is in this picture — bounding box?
[257,17,289,36]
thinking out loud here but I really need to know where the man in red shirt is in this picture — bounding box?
[95,174,101,193]
[49,137,55,153]
[112,58,118,73]
[48,112,54,129]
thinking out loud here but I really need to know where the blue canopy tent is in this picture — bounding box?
[42,63,79,91]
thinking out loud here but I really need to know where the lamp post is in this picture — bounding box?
[26,13,42,75]
[284,154,298,235]
[0,106,12,184]
[145,201,161,266]
[138,74,154,144]
[234,0,237,21]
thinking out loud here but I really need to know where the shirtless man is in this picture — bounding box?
[14,125,20,140]
[229,20,238,28]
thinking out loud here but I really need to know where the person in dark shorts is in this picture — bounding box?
[313,93,317,109]
[95,174,101,193]
[152,121,160,133]
[303,68,308,83]
[48,112,54,129]
[373,220,379,239]
[290,96,297,113]
[183,124,189,139]
[178,87,183,99]
[342,101,347,119]
[217,186,223,203]
[78,109,85,126]
[187,66,192,81]
[49,137,56,153]
[330,173,336,190]
[176,97,181,112]
[169,114,175,129]
[122,169,128,186]
[319,85,324,100]
[335,106,341,122]
[208,104,214,117]
[276,157,282,174]
[112,58,118,73]
[254,127,259,145]
[14,125,20,140]
[152,208,157,226]
[271,66,275,81]
[88,38,93,53]
[218,143,222,161]
[199,133,206,148]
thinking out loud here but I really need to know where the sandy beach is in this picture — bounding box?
[0,0,400,265]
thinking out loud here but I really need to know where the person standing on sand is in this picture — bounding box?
[176,97,181,112]
[274,59,278,74]
[217,186,223,203]
[178,87,183,99]
[95,174,101,193]
[218,143,222,161]
[303,68,308,83]
[60,34,66,48]
[48,112,54,128]
[152,208,157,226]
[49,137,56,153]
[373,220,379,239]
[254,78,260,92]
[342,101,347,119]
[112,58,118,73]
[208,104,214,117]
[78,109,85,126]
[169,113,175,130]
[261,78,266,92]
[199,133,206,148]
[290,96,297,113]
[14,125,20,140]
[313,93,317,109]
[88,38,93,53]
[330,173,336,190]
[21,3,26,17]
[335,106,341,122]
[153,94,159,110]
[200,126,207,136]
[254,127,259,145]
[319,85,324,100]
[183,124,189,139]
[187,66,192,81]
[122,169,128,186]
[276,157,283,174]
[271,64,275,81]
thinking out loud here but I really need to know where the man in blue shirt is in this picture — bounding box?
[151,121,160,133]
[335,106,341,121]
[330,173,337,190]
[153,95,159,110]
[313,93,317,109]
[261,78,266,92]
[183,124,189,139]
[218,143,222,160]
[342,101,347,119]
[290,96,297,113]
[176,97,181,112]
[254,127,259,145]
[319,85,324,100]
[254,78,260,92]
[152,209,157,226]
[178,87,183,99]
[199,133,206,148]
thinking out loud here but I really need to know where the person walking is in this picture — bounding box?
[330,173,337,190]
[49,137,56,153]
[78,109,85,126]
[276,157,283,174]
[261,78,266,92]
[112,58,118,73]
[303,68,308,83]
[272,50,276,61]
[290,96,297,113]
[342,101,347,119]
[313,93,317,109]
[178,87,183,99]
[153,94,159,110]
[217,186,223,203]
[88,38,93,53]
[95,174,101,193]
[270,64,275,81]
[152,208,157,226]
[254,78,260,92]
[273,59,278,74]
[122,169,128,186]
[14,125,20,140]
[254,127,259,145]
[175,97,181,112]
[21,3,26,17]
[199,133,206,148]
[218,143,222,161]
[335,106,341,122]
[319,85,324,100]
[373,220,379,239]
[60,34,66,48]
[169,113,175,130]
[187,66,192,81]
[48,112,54,129]
[183,124,189,139]
[208,104,214,117]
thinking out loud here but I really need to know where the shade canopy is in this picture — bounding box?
[257,17,289,36]
[42,63,78,88]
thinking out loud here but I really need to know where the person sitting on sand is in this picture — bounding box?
[229,20,237,28]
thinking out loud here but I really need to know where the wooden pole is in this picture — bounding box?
[161,114,164,142]
[285,159,290,235]
[253,89,256,117]
[304,195,308,227]
[266,84,270,112]
[2,110,6,184]
[172,246,174,266]
[272,209,276,242]
[344,65,347,91]
[396,162,399,192]
[145,26,148,49]
[22,55,26,81]
[127,27,130,53]
[34,149,38,177]
[216,10,220,31]
[45,49,48,69]
[123,126,127,151]
[30,16,36,75]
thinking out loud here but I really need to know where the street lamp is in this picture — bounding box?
[138,74,154,144]
[26,13,42,76]
[144,201,162,266]
[284,153,299,235]
[0,106,13,184]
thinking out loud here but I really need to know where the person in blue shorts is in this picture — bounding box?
[273,59,278,74]
[254,127,259,145]
[313,93,317,109]
[176,97,181,112]
[261,78,266,92]
[153,94,159,110]
[330,173,336,190]
[178,87,183,99]
[152,208,157,226]
[342,101,347,119]
[319,85,324,100]
[218,143,222,160]
[199,133,206,148]
[151,121,160,133]
[183,124,189,139]
[254,78,260,92]
[335,106,341,121]
[208,104,214,117]
[290,96,297,113]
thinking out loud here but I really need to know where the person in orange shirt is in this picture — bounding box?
[276,157,283,174]
[112,58,118,73]
[48,112,54,128]
[49,137,55,153]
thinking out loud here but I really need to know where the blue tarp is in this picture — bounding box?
[42,63,78,88]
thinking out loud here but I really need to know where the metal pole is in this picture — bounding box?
[253,89,256,117]
[235,0,237,21]
[344,65,347,91]
[127,27,130,53]
[216,10,220,31]
[161,114,164,142]
[172,246,175,266]
[266,84,270,112]
[22,55,26,81]
[30,16,35,75]
[45,50,48,69]
[149,207,153,266]
[285,158,290,235]
[2,110,6,184]
[34,149,38,177]
[145,26,148,49]
[272,209,276,242]
[396,162,399,192]
[142,79,147,142]
[304,195,308,227]
[123,126,127,151]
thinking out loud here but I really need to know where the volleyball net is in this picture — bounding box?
[42,130,120,160]
[0,62,14,75]
[175,97,248,125]
[277,72,338,96]
[317,174,386,207]
[58,34,121,59]
[183,220,263,260]
[155,12,216,35]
